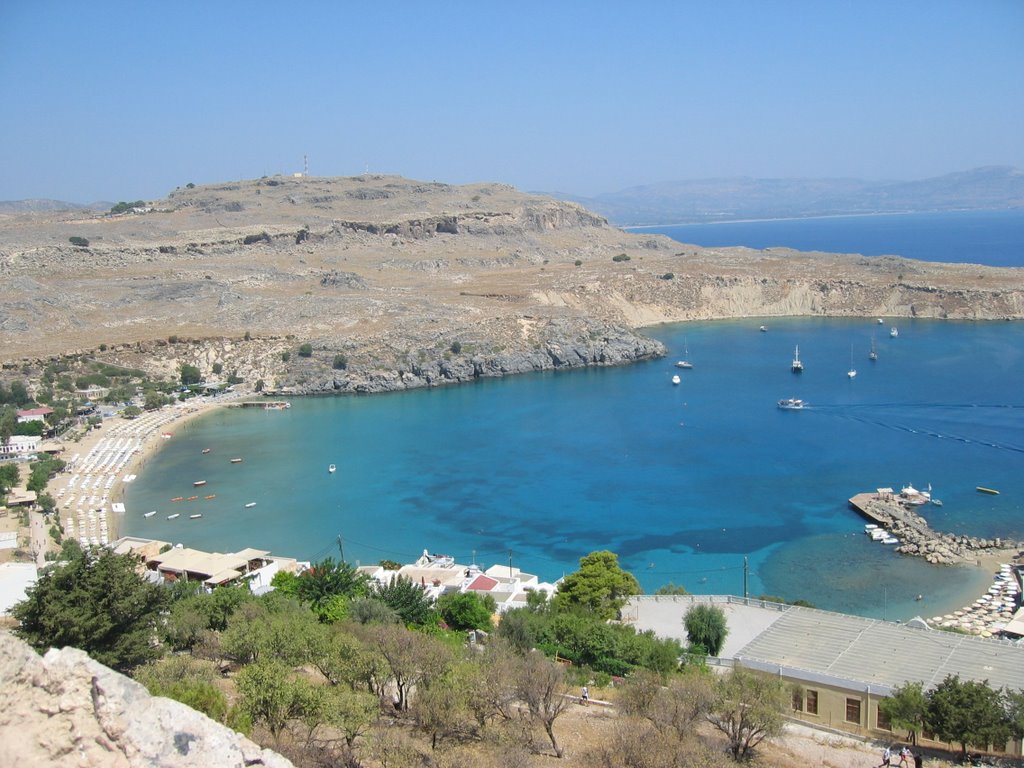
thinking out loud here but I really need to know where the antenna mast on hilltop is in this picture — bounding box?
[303,154,308,177]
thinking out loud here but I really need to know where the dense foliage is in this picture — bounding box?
[554,550,641,620]
[12,542,169,671]
[684,603,729,656]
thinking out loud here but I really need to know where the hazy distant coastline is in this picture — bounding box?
[559,166,1024,227]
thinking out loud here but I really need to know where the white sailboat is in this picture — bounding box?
[869,335,878,361]
[675,339,693,369]
[791,345,803,373]
[847,345,857,378]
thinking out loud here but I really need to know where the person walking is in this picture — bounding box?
[881,746,892,767]
[899,746,911,767]
[581,686,589,706]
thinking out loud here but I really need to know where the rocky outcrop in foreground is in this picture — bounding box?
[0,631,291,768]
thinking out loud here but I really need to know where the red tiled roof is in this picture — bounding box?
[17,407,53,417]
[467,574,499,591]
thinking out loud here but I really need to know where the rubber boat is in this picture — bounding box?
[167,513,180,520]
[201,448,211,454]
[144,511,156,518]
[230,458,243,464]
[193,480,207,487]
[329,464,336,473]
[245,502,257,508]
[189,514,202,519]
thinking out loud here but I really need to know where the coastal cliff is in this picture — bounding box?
[1,174,1022,391]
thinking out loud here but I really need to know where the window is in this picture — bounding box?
[792,689,803,711]
[846,697,862,724]
[806,689,818,715]
[877,707,892,731]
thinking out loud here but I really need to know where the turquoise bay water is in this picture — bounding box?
[632,209,1024,267]
[125,318,1024,620]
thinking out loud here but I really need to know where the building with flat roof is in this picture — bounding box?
[628,594,1024,756]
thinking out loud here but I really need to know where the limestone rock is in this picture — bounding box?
[0,631,292,768]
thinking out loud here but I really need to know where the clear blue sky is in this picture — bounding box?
[2,1,1022,202]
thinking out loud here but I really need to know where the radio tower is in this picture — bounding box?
[303,154,308,177]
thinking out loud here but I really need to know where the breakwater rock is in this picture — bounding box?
[851,493,1020,565]
[0,631,292,768]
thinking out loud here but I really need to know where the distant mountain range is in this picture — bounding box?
[0,198,109,214]
[554,166,1024,226]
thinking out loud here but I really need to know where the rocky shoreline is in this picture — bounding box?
[851,492,1020,565]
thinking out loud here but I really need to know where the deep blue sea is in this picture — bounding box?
[124,211,1024,621]
[630,209,1024,267]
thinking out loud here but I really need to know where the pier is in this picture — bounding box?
[228,400,291,410]
[849,490,1019,565]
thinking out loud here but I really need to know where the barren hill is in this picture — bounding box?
[1,174,1022,394]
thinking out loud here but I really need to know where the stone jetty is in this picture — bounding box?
[849,490,1020,565]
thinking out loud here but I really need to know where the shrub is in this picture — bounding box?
[186,182,195,189]
[281,351,290,363]
[574,259,582,267]
[332,354,347,370]
[612,253,631,262]
[243,232,270,245]
[450,341,462,355]
[298,343,313,358]
[211,362,223,375]
[69,236,89,247]
[661,272,675,280]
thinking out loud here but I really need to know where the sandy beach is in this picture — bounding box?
[46,393,246,552]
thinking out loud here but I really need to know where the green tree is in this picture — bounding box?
[236,658,316,745]
[436,591,496,631]
[1006,688,1024,741]
[134,655,245,729]
[11,542,168,671]
[926,675,1012,758]
[211,362,223,375]
[295,557,370,615]
[69,235,89,247]
[180,363,201,386]
[121,405,142,419]
[298,343,313,357]
[0,463,19,494]
[554,550,641,620]
[879,681,928,745]
[655,582,688,595]
[684,604,729,656]
[707,667,786,760]
[332,354,348,370]
[372,575,435,626]
[143,390,167,410]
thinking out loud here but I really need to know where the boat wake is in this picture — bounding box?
[809,403,1024,455]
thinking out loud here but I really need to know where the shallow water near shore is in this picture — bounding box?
[124,317,1024,620]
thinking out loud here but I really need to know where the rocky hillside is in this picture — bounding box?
[1,174,1022,394]
[0,631,291,767]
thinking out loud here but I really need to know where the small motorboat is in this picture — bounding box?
[777,398,806,410]
[759,325,768,332]
[671,374,681,385]
[931,498,944,507]
[230,458,243,464]
[877,318,884,324]
[847,368,857,379]
[201,448,211,454]
[144,510,157,518]
[328,464,336,474]
[977,486,1000,495]
[890,327,899,338]
[193,480,207,487]
[167,513,180,520]
[244,502,257,508]
[189,513,203,519]
[675,360,693,369]
[881,536,900,545]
